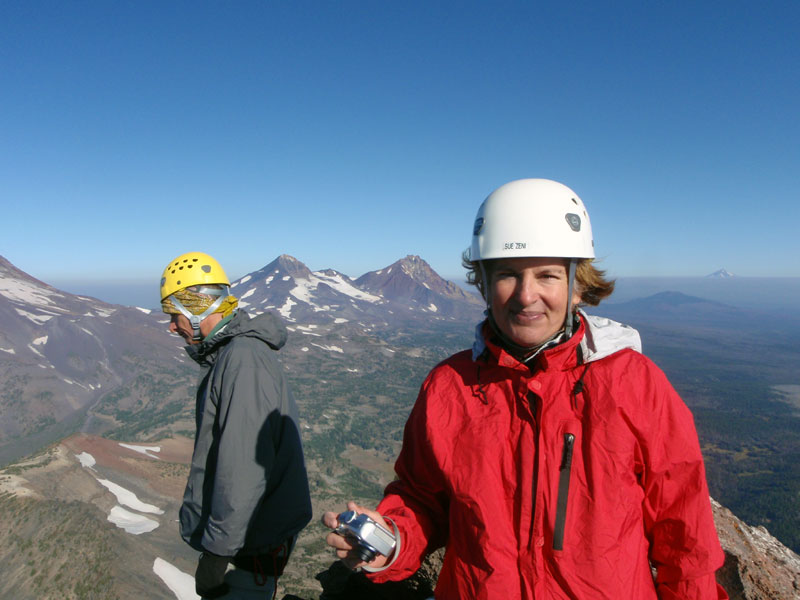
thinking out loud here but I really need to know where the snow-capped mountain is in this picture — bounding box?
[355,255,484,320]
[0,256,190,464]
[0,254,484,465]
[231,254,483,327]
[707,268,735,278]
[232,255,385,326]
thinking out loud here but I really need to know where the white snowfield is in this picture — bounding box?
[311,343,344,353]
[1,273,119,324]
[76,452,96,468]
[98,479,165,514]
[75,452,164,532]
[119,442,162,459]
[74,451,197,599]
[108,505,159,534]
[16,308,54,324]
[309,270,382,302]
[153,558,200,600]
[278,296,297,320]
[292,324,322,337]
[0,277,64,307]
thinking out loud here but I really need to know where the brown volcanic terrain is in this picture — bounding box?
[0,434,197,599]
[60,434,193,498]
[0,434,347,599]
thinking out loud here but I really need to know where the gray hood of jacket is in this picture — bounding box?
[577,310,642,362]
[185,309,288,367]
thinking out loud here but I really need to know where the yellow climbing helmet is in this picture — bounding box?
[160,251,230,301]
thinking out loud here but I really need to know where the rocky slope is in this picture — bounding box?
[714,499,800,599]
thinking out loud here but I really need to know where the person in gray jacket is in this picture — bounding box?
[160,251,312,599]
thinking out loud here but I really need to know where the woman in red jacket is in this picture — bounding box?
[324,179,727,599]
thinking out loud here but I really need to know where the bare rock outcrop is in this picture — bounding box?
[712,499,800,599]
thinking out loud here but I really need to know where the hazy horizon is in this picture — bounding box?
[47,271,800,314]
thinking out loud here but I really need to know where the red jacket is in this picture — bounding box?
[369,314,727,599]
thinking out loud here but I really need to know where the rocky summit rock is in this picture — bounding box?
[713,499,800,600]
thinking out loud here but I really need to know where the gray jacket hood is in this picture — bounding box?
[577,309,642,362]
[186,310,287,366]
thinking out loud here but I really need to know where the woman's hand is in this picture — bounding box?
[322,501,393,571]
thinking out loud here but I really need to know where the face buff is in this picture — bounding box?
[162,286,238,340]
[162,286,238,318]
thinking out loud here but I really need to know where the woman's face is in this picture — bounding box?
[488,257,581,348]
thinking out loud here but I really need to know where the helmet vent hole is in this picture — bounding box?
[202,265,211,273]
[571,197,578,205]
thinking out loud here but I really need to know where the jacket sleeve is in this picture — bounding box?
[636,361,728,599]
[367,375,450,583]
[201,362,280,556]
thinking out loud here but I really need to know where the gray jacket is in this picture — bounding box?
[180,310,312,557]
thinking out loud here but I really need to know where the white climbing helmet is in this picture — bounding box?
[470,178,595,261]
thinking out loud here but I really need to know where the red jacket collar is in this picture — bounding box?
[481,316,586,373]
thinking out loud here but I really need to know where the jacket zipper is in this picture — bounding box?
[527,391,540,545]
[553,432,575,551]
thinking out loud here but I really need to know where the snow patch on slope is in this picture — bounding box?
[98,479,164,514]
[108,506,159,534]
[0,277,65,307]
[153,558,200,600]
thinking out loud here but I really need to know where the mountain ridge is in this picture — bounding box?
[0,253,484,465]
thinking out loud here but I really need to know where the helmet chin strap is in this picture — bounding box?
[565,258,577,339]
[478,261,491,305]
[169,286,229,342]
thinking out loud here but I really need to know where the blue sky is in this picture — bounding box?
[2,1,799,302]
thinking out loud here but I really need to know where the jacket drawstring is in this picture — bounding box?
[252,554,267,587]
[571,362,591,413]
[249,538,290,600]
[474,364,489,404]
